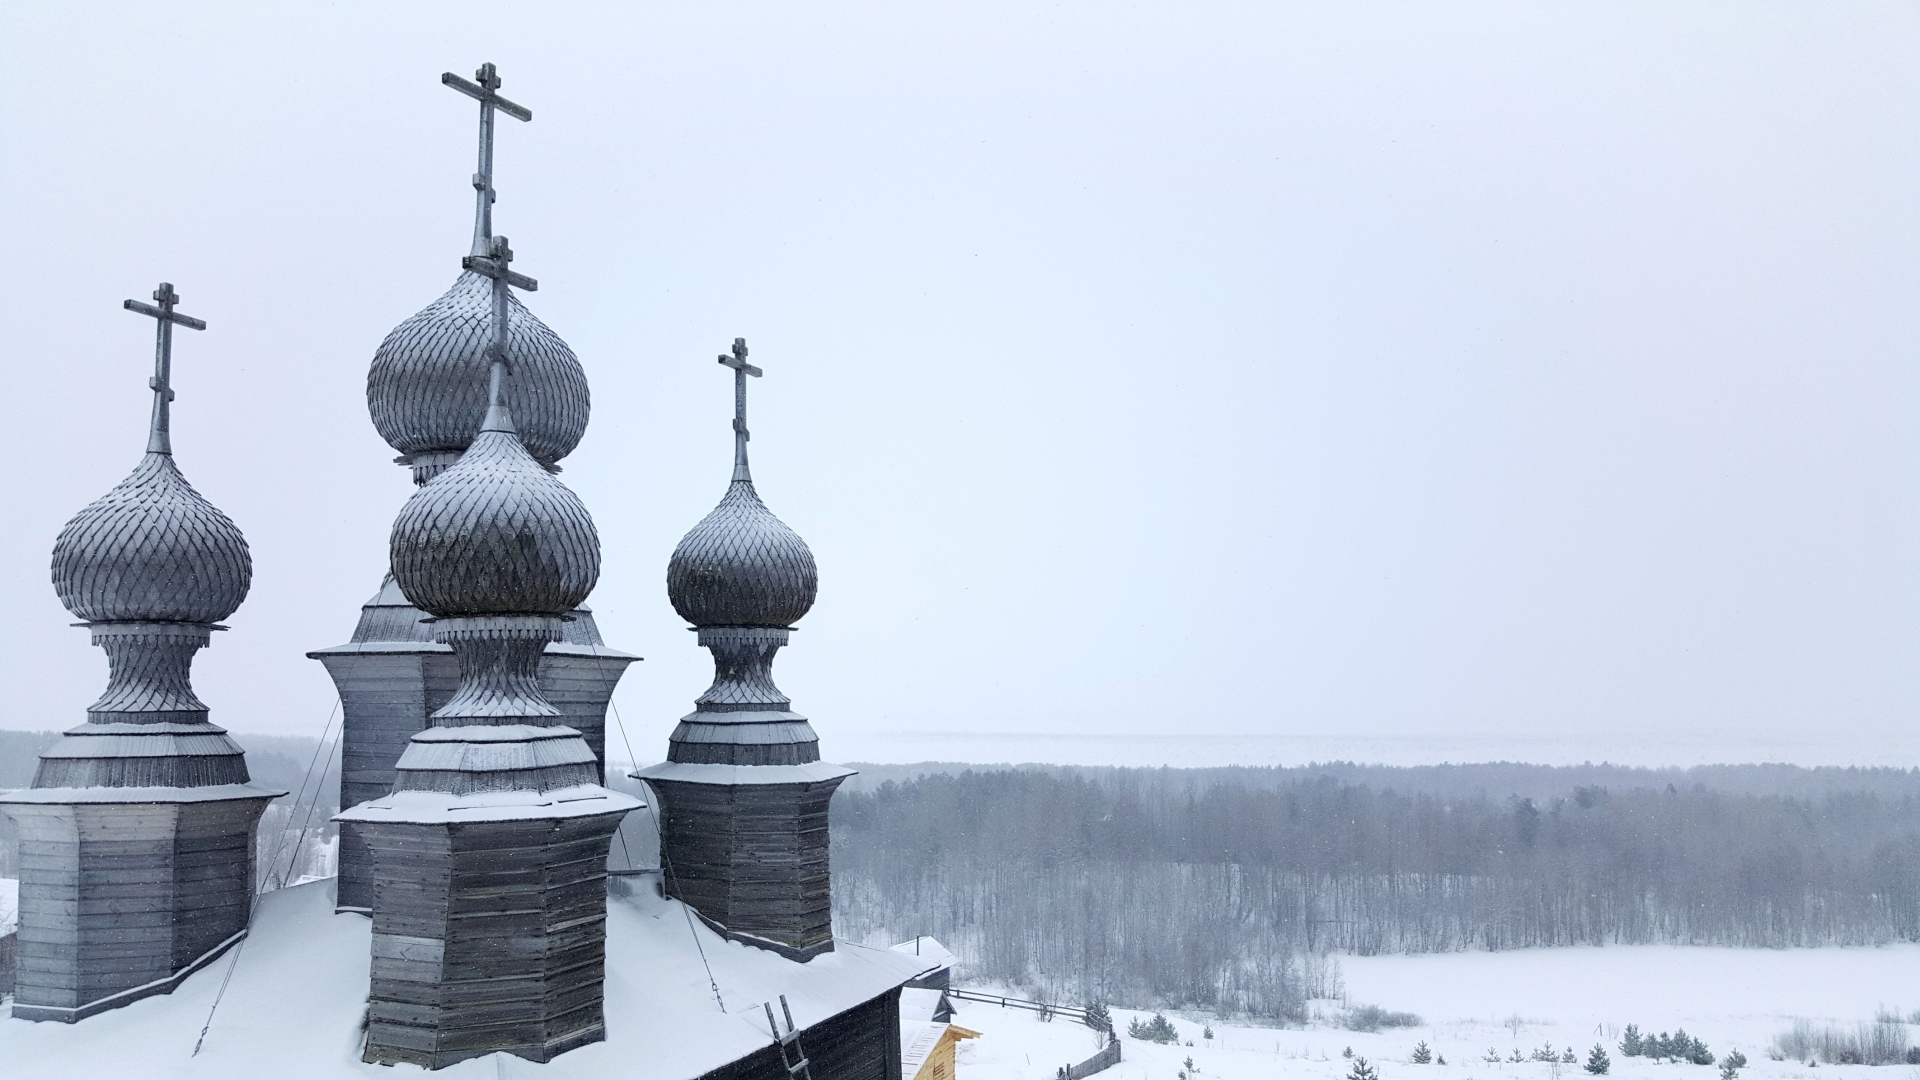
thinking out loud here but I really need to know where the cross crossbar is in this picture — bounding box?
[122,282,203,455]
[441,70,532,123]
[122,299,207,331]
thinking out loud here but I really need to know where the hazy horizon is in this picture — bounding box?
[2,3,1916,768]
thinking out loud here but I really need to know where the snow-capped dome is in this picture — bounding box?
[368,271,589,468]
[389,404,599,617]
[667,479,817,629]
[51,451,251,624]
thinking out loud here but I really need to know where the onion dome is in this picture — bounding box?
[52,451,251,624]
[368,271,590,468]
[668,480,817,628]
[390,403,599,617]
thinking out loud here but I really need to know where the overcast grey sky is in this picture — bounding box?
[2,2,1916,766]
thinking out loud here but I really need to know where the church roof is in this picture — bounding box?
[0,879,926,1080]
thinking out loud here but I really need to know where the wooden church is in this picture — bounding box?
[0,62,928,1080]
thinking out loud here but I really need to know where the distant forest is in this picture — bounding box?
[830,764,1920,1021]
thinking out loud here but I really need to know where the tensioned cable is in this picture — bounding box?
[273,715,346,890]
[194,696,340,1057]
[608,692,726,1013]
[259,699,340,894]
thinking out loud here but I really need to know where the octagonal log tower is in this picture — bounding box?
[0,284,282,1022]
[637,339,853,962]
[337,156,637,1065]
[314,64,634,914]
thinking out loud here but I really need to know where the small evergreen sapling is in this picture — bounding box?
[1586,1045,1611,1075]
[1203,1025,1214,1043]
[1412,1041,1433,1064]
[1718,1051,1747,1080]
[1438,1057,1447,1066]
[1084,1002,1113,1034]
[1620,1027,1644,1058]
[1127,1013,1180,1045]
[1345,1047,1356,1059]
[1563,1048,1579,1064]
[1485,1049,1503,1065]
[1348,1056,1380,1080]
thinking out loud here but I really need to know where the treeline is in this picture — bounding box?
[830,766,1920,1020]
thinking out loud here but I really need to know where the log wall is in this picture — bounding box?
[698,986,905,1080]
[319,649,630,910]
[2,797,266,1022]
[358,810,627,1069]
[650,776,845,959]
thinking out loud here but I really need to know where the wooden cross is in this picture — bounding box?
[461,235,538,408]
[717,338,761,481]
[442,62,532,259]
[123,282,206,455]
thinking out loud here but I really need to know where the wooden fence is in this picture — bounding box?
[1058,1036,1122,1080]
[946,988,1096,1028]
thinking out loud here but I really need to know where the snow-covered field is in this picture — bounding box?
[949,944,1920,1080]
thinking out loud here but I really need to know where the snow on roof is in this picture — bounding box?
[0,783,285,805]
[889,935,957,972]
[0,877,926,1079]
[900,1020,948,1078]
[333,785,641,824]
[900,987,946,1023]
[633,761,857,786]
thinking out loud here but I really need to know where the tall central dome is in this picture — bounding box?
[333,65,635,1071]
[316,62,634,915]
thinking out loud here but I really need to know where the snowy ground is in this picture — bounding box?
[948,944,1920,1080]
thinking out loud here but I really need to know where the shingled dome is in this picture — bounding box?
[667,479,817,629]
[51,451,251,624]
[389,405,600,617]
[368,271,589,466]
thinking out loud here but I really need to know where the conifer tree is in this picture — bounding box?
[1586,1045,1612,1075]
[1412,1041,1433,1064]
[1348,1056,1380,1080]
[1620,1026,1644,1058]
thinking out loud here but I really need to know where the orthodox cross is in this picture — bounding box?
[442,62,532,259]
[462,235,538,409]
[718,338,761,481]
[123,283,206,455]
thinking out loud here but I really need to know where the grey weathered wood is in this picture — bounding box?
[357,810,627,1069]
[0,797,267,1022]
[696,987,904,1080]
[649,776,844,959]
[313,595,633,912]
